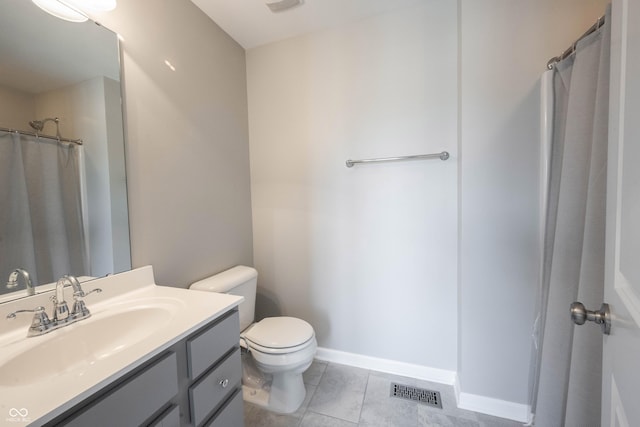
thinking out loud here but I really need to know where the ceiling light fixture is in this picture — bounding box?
[265,0,302,13]
[31,0,117,23]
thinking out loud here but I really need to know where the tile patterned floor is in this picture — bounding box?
[243,360,525,427]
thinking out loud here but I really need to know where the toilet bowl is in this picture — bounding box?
[190,266,317,414]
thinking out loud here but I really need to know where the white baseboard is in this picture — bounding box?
[457,391,532,424]
[315,347,532,424]
[315,347,456,385]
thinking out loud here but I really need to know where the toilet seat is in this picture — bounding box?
[242,317,314,355]
[247,335,315,355]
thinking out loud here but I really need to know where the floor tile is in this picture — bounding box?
[362,371,479,423]
[303,361,327,386]
[244,402,301,427]
[418,411,481,427]
[359,373,418,427]
[300,411,358,427]
[243,360,525,427]
[243,384,316,427]
[307,363,369,423]
[475,413,524,427]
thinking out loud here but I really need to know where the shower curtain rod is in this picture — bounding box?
[546,15,605,69]
[0,126,83,145]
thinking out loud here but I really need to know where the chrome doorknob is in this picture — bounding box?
[570,302,611,335]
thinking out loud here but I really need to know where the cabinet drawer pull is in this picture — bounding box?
[219,379,229,388]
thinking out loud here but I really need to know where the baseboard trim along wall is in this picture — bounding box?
[456,390,532,423]
[315,347,457,385]
[316,347,532,423]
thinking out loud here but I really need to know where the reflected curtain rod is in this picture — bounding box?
[546,15,605,69]
[0,126,83,145]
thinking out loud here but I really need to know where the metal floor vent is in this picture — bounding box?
[390,383,443,408]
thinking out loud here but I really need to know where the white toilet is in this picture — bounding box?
[189,265,317,414]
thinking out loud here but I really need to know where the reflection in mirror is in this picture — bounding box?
[0,0,131,301]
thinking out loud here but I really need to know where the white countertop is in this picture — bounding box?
[0,266,242,426]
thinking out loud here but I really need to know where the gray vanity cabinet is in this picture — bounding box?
[62,352,180,427]
[46,309,243,427]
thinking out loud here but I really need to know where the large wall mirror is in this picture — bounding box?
[0,0,131,301]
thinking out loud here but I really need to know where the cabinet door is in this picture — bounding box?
[62,352,178,427]
[148,405,180,427]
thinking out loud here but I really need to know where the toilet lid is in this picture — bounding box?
[244,317,314,349]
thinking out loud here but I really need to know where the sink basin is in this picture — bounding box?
[0,298,184,387]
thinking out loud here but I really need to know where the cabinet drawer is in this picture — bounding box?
[187,310,239,379]
[63,352,178,427]
[189,348,241,427]
[206,389,244,427]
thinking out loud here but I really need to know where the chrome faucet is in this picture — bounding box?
[7,275,101,337]
[6,268,34,296]
[53,275,101,322]
[52,275,77,321]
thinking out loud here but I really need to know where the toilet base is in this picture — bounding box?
[242,371,307,414]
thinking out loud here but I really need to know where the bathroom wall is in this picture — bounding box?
[0,85,34,130]
[247,2,458,371]
[457,0,609,417]
[92,0,254,287]
[247,0,609,419]
[82,0,612,420]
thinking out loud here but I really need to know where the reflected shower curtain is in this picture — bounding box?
[533,7,610,427]
[0,131,88,290]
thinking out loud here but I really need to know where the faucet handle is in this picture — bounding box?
[79,288,102,298]
[71,288,102,319]
[7,306,52,337]
[6,306,47,320]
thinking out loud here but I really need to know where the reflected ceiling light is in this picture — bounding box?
[32,0,88,22]
[31,0,117,23]
[265,0,302,13]
[71,0,117,12]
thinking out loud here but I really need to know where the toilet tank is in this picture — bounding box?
[189,266,257,331]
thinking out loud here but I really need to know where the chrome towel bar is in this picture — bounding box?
[345,151,449,168]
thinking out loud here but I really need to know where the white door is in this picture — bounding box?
[601,0,640,425]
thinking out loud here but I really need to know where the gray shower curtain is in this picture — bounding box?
[534,7,610,427]
[0,131,88,290]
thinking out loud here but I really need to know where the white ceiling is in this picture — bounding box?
[190,0,424,49]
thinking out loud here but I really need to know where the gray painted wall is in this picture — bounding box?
[95,0,254,288]
[246,2,458,370]
[88,0,610,416]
